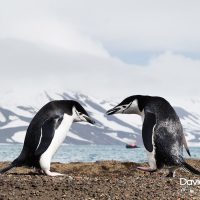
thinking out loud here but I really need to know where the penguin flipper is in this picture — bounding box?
[179,157,200,175]
[142,111,156,152]
[183,134,191,156]
[34,115,63,157]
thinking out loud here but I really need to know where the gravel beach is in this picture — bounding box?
[0,160,200,200]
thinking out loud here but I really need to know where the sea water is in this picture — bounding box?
[0,144,199,163]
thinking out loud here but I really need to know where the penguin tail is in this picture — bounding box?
[0,163,16,174]
[179,158,200,175]
[185,148,191,157]
[0,159,22,174]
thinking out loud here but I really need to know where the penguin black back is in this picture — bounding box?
[17,100,75,167]
[106,95,199,177]
[0,100,94,175]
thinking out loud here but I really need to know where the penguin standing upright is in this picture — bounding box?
[106,95,200,177]
[0,100,95,176]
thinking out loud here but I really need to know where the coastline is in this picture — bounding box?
[0,160,200,199]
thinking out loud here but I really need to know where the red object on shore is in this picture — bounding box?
[126,144,139,148]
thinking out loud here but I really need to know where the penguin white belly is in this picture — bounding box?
[146,150,157,169]
[39,114,73,170]
[140,112,157,170]
[146,125,157,170]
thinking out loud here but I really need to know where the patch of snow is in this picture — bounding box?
[6,138,13,143]
[67,131,93,143]
[105,132,136,144]
[11,131,25,143]
[0,112,6,122]
[188,142,200,147]
[9,115,18,121]
[0,120,28,129]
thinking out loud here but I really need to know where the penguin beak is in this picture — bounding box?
[84,116,95,124]
[106,107,121,115]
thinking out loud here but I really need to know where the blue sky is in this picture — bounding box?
[0,0,200,98]
[114,51,200,65]
[108,50,160,65]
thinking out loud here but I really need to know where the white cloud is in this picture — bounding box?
[1,0,200,54]
[0,0,200,99]
[0,2,109,58]
[0,38,199,99]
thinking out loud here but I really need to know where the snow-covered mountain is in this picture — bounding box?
[0,91,200,146]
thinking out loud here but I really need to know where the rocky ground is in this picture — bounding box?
[0,160,200,200]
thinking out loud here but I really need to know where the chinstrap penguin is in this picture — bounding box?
[106,95,200,177]
[0,100,95,176]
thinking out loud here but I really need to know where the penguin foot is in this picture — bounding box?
[166,171,174,178]
[35,169,45,175]
[137,166,157,172]
[44,170,65,176]
[166,167,177,178]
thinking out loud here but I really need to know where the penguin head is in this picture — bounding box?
[106,95,145,115]
[72,101,95,124]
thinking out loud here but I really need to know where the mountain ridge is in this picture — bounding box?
[0,91,199,146]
